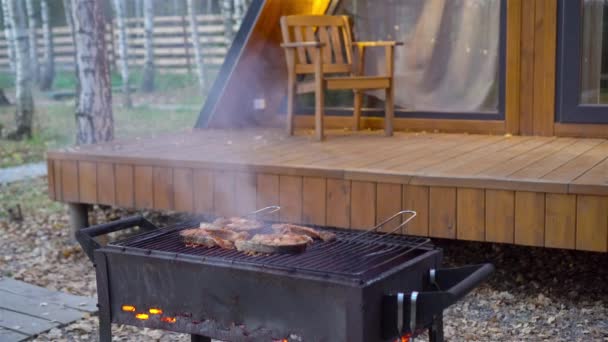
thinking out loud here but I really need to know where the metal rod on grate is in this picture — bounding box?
[245,206,281,218]
[347,210,417,244]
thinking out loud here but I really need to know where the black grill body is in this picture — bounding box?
[78,216,493,342]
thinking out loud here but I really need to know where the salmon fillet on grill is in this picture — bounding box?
[235,233,312,254]
[181,228,249,249]
[271,223,337,242]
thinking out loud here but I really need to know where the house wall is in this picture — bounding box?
[207,0,608,138]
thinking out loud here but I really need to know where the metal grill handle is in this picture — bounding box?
[348,210,417,244]
[245,205,281,218]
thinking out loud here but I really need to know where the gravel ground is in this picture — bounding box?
[1,177,607,341]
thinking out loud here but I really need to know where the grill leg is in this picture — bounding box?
[428,314,444,342]
[99,316,112,342]
[68,203,89,242]
[191,335,211,342]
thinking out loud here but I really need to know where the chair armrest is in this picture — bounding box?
[281,42,325,49]
[352,41,404,48]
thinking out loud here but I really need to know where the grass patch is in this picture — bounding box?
[0,96,199,167]
[0,177,62,219]
[0,66,212,168]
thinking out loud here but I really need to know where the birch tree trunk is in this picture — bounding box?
[63,0,79,101]
[187,0,206,94]
[1,0,15,72]
[25,0,39,83]
[140,0,154,92]
[6,0,34,140]
[112,0,132,108]
[233,0,244,26]
[73,0,113,145]
[220,0,234,47]
[39,0,54,90]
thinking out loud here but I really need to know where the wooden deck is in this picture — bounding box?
[47,129,608,252]
[0,277,97,341]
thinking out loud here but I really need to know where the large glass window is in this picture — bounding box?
[297,0,505,120]
[557,0,608,123]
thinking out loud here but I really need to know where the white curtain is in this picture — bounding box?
[337,0,501,113]
[580,0,605,104]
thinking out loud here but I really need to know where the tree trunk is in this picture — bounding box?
[25,0,39,83]
[220,0,234,47]
[63,0,79,104]
[140,0,154,92]
[112,0,132,108]
[39,0,54,91]
[1,0,15,72]
[187,0,206,94]
[6,0,34,140]
[233,0,244,26]
[0,88,10,106]
[73,0,113,145]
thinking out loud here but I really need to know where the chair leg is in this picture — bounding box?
[385,86,394,137]
[315,84,325,141]
[287,75,296,136]
[353,90,363,131]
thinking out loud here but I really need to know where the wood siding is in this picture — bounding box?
[49,141,608,253]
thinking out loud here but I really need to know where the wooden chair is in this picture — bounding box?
[280,15,401,141]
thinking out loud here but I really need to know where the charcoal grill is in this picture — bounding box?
[77,208,493,342]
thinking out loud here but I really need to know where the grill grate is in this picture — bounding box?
[112,220,433,282]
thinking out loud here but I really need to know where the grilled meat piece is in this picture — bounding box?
[181,228,249,249]
[235,233,312,254]
[271,223,337,242]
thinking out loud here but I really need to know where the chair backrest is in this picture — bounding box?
[280,15,353,74]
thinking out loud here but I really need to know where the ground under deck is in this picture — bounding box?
[47,129,608,252]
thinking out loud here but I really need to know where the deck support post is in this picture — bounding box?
[68,203,89,241]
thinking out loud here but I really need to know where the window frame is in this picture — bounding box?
[556,0,608,124]
[294,0,507,121]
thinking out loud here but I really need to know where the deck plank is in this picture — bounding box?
[134,166,154,209]
[78,161,97,204]
[235,172,257,216]
[457,188,485,241]
[576,195,608,252]
[509,139,603,179]
[173,168,194,213]
[403,185,429,236]
[193,170,214,214]
[0,308,57,335]
[302,177,326,226]
[153,167,174,210]
[429,187,456,239]
[350,181,376,230]
[326,179,351,228]
[376,183,402,231]
[485,190,515,243]
[115,164,134,207]
[0,291,84,324]
[514,191,545,247]
[97,163,116,205]
[279,175,303,223]
[542,141,608,183]
[479,138,576,178]
[0,278,96,312]
[545,194,576,249]
[256,174,279,221]
[0,327,28,342]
